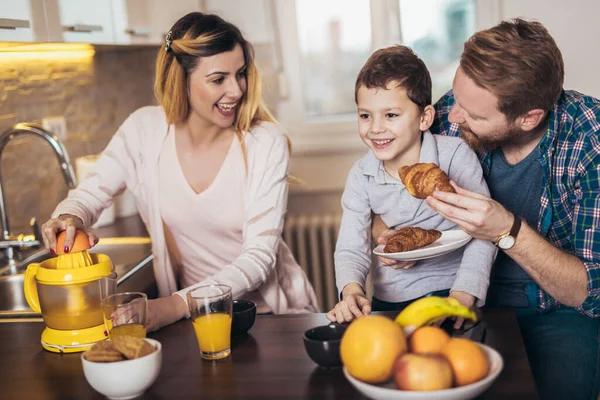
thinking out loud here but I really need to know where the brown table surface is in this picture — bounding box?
[1,308,536,399]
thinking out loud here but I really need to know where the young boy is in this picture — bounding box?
[327,46,497,324]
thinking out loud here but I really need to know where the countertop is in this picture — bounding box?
[94,214,148,238]
[0,309,538,399]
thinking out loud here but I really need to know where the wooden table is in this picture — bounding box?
[0,308,536,399]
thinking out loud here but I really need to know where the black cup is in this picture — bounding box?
[303,323,347,368]
[231,300,257,337]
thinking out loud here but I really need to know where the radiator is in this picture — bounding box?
[283,213,342,311]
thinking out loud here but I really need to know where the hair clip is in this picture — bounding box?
[165,31,172,52]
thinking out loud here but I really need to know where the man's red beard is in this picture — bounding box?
[458,123,523,153]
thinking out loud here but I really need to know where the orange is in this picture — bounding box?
[340,315,407,383]
[441,338,489,386]
[409,326,451,355]
[56,230,91,254]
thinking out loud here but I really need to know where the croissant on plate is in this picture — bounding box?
[398,163,455,199]
[383,227,442,253]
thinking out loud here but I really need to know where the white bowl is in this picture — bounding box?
[343,343,503,400]
[81,338,162,400]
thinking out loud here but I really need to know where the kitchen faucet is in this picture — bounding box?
[0,123,77,266]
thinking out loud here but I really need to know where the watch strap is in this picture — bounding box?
[509,215,522,239]
[493,214,522,247]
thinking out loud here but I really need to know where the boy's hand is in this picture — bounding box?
[371,214,390,242]
[382,260,417,269]
[375,224,400,265]
[326,295,371,323]
[377,229,416,268]
[326,283,371,323]
[448,290,476,329]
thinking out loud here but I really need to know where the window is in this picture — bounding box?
[295,0,372,117]
[399,0,475,103]
[274,0,478,153]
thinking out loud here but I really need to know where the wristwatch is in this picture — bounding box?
[493,214,522,250]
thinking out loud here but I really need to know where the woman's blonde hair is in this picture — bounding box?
[154,12,276,133]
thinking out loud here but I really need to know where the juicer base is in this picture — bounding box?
[41,324,108,353]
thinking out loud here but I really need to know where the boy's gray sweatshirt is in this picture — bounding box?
[335,131,497,306]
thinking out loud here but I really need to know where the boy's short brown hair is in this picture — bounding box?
[355,45,432,112]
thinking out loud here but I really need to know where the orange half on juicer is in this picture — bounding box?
[55,230,94,268]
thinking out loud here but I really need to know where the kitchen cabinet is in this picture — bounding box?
[111,0,154,44]
[204,0,273,44]
[111,0,202,45]
[0,0,47,42]
[58,0,115,44]
[0,0,203,45]
[146,0,203,44]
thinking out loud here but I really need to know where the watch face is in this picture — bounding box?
[498,236,515,249]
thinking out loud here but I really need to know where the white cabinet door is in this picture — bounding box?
[147,0,202,44]
[204,0,273,44]
[111,0,202,45]
[0,0,46,42]
[58,0,115,44]
[112,0,154,44]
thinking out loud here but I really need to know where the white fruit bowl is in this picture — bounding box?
[343,343,503,400]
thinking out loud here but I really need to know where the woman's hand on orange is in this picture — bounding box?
[41,214,98,254]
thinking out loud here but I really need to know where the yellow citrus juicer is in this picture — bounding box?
[24,249,114,353]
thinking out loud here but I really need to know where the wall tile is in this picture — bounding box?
[0,47,158,235]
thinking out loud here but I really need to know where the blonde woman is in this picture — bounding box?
[41,12,319,331]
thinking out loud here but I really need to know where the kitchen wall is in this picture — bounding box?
[0,47,157,235]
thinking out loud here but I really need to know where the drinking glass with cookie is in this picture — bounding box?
[327,45,497,326]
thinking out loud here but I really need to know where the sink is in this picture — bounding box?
[0,274,37,317]
[0,237,154,319]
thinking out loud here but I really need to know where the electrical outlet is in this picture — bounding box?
[42,116,68,141]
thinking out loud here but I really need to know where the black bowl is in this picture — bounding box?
[303,323,347,368]
[231,300,257,337]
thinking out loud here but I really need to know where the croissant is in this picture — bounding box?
[398,163,455,199]
[383,227,442,253]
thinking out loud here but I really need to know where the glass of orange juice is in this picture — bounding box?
[187,285,233,360]
[101,292,148,339]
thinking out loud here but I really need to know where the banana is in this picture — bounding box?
[394,296,478,335]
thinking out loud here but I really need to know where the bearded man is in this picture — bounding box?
[374,18,600,400]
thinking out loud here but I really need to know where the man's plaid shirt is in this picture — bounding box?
[431,90,600,317]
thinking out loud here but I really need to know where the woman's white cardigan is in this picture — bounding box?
[53,106,319,314]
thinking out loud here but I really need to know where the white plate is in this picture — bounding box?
[343,344,503,400]
[373,230,472,262]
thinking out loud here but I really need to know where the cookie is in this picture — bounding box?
[90,340,114,352]
[85,346,125,362]
[111,335,155,360]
